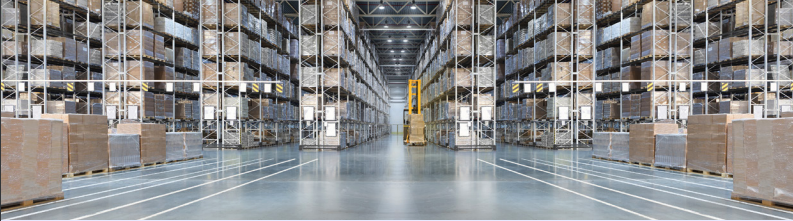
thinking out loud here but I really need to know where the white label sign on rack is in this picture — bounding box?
[657,105,668,119]
[3,105,15,112]
[326,122,337,137]
[770,83,778,91]
[166,83,173,92]
[679,105,689,120]
[226,106,237,120]
[107,106,117,119]
[87,83,95,92]
[679,83,686,91]
[595,83,602,92]
[700,82,707,92]
[193,83,200,92]
[622,83,630,92]
[581,106,591,120]
[523,83,532,93]
[559,106,569,120]
[18,83,25,91]
[460,106,471,121]
[128,105,139,119]
[32,105,42,119]
[549,83,556,92]
[264,84,272,93]
[459,122,470,137]
[239,83,247,92]
[782,105,792,112]
[325,106,336,121]
[109,83,117,91]
[753,105,764,119]
[303,107,314,121]
[204,106,215,120]
[481,106,493,121]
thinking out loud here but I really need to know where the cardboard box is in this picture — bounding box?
[108,134,141,169]
[628,123,679,164]
[731,118,793,205]
[687,114,753,173]
[116,123,167,165]
[0,118,64,205]
[40,114,109,174]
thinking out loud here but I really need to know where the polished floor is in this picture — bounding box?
[2,135,792,220]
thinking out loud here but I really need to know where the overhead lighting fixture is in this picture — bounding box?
[391,50,395,52]
[379,6,385,9]
[401,50,405,52]
[387,39,392,42]
[384,25,389,28]
[403,39,408,42]
[410,5,416,9]
[407,25,412,28]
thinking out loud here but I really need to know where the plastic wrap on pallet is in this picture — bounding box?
[108,134,141,169]
[629,123,678,165]
[687,114,754,174]
[166,132,185,162]
[654,134,687,169]
[593,132,612,159]
[41,114,108,174]
[693,22,720,40]
[735,0,765,28]
[0,118,64,205]
[731,118,793,204]
[30,40,63,58]
[117,123,166,165]
[718,101,750,114]
[183,132,202,159]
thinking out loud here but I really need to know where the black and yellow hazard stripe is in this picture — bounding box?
[646,82,654,91]
[141,82,149,91]
[67,83,74,92]
[252,83,260,93]
[535,83,543,92]
[721,83,728,92]
[276,83,283,93]
[512,83,519,93]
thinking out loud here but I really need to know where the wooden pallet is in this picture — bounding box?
[630,161,653,167]
[109,165,143,172]
[652,165,686,172]
[63,168,109,178]
[731,193,793,212]
[142,162,165,167]
[1,193,65,212]
[686,168,732,178]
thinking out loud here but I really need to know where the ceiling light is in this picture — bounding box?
[379,6,385,9]
[387,39,392,42]
[407,25,412,28]
[401,50,405,52]
[391,50,395,52]
[403,39,408,42]
[384,25,389,28]
[410,5,416,9]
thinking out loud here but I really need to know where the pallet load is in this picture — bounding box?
[687,114,753,175]
[628,123,679,165]
[592,132,612,159]
[116,123,167,165]
[610,132,630,162]
[731,118,793,206]
[654,134,687,169]
[41,114,109,175]
[183,132,202,159]
[108,134,142,169]
[166,133,186,162]
[1,118,65,206]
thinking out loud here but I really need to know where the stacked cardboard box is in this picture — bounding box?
[41,114,109,174]
[687,114,753,173]
[593,132,612,159]
[732,118,793,205]
[408,114,426,143]
[166,132,185,162]
[628,123,678,164]
[117,123,166,165]
[1,117,64,205]
[183,132,203,159]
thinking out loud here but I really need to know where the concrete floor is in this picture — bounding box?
[2,135,792,220]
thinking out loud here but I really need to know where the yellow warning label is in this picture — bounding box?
[276,84,283,93]
[67,83,74,92]
[721,83,728,91]
[512,87,519,93]
[142,83,149,91]
[1,83,4,90]
[536,84,543,92]
[646,82,654,91]
[252,83,260,92]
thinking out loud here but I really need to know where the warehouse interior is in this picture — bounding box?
[2,0,793,218]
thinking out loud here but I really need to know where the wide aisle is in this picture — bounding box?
[2,135,792,220]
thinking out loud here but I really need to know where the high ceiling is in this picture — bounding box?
[282,0,512,98]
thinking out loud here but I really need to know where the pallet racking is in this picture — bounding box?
[298,0,390,150]
[415,0,497,150]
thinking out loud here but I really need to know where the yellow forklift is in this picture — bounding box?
[403,80,426,145]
